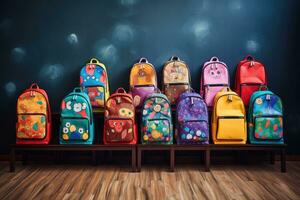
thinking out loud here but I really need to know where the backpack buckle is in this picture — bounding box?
[30,91,36,97]
[266,94,271,101]
[250,61,254,67]
[116,97,121,104]
[228,95,233,102]
[190,97,194,105]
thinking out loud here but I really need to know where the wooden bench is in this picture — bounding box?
[10,144,136,172]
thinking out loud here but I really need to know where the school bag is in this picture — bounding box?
[141,92,173,144]
[59,87,94,144]
[235,55,267,106]
[80,58,110,112]
[211,88,247,144]
[130,57,157,110]
[103,88,137,144]
[200,56,229,107]
[248,87,284,144]
[16,83,52,144]
[162,56,191,105]
[176,91,209,144]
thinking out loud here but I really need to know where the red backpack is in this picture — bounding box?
[103,88,137,144]
[235,55,267,106]
[16,83,52,144]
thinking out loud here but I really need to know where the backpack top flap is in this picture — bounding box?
[202,57,229,85]
[80,58,108,87]
[214,88,245,117]
[61,87,93,122]
[130,57,157,87]
[238,55,267,84]
[105,88,135,120]
[163,56,190,84]
[177,92,208,122]
[142,93,171,120]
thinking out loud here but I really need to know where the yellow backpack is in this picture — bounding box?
[211,87,247,144]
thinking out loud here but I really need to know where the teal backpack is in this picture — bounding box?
[59,87,94,144]
[141,92,173,144]
[248,88,284,144]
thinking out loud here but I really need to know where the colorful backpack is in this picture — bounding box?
[200,57,229,107]
[235,55,267,106]
[103,88,137,144]
[59,87,94,144]
[16,83,52,144]
[176,91,209,144]
[141,92,173,144]
[248,88,284,144]
[211,88,247,144]
[80,58,110,112]
[162,56,191,105]
[130,57,157,110]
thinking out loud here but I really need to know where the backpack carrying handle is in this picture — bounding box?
[89,58,101,64]
[73,87,83,93]
[221,87,231,92]
[30,83,39,89]
[210,56,219,62]
[245,55,255,61]
[116,88,127,94]
[139,57,148,63]
[155,87,162,94]
[258,85,268,91]
[170,56,180,61]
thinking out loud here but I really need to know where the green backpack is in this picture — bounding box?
[59,87,94,144]
[141,93,173,144]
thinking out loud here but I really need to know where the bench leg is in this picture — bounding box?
[170,148,174,172]
[22,152,28,165]
[270,151,275,165]
[137,148,141,172]
[281,148,286,173]
[10,149,15,172]
[92,151,97,166]
[204,149,210,172]
[131,147,136,172]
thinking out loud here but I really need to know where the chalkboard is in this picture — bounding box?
[1,0,299,154]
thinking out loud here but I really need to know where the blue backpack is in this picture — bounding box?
[80,58,110,112]
[176,91,209,144]
[248,88,284,144]
[141,93,173,144]
[59,87,94,144]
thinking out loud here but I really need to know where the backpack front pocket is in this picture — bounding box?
[179,120,208,143]
[254,116,283,140]
[61,118,90,141]
[105,119,134,143]
[83,86,105,107]
[17,114,47,139]
[165,83,189,105]
[143,119,171,143]
[205,85,227,106]
[217,116,245,140]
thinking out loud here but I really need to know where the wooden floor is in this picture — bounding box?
[0,162,299,200]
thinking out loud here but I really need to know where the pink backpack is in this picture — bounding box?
[200,57,229,107]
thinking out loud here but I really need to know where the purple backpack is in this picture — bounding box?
[176,91,209,144]
[200,57,229,107]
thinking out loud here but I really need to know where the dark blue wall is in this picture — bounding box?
[1,0,299,154]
